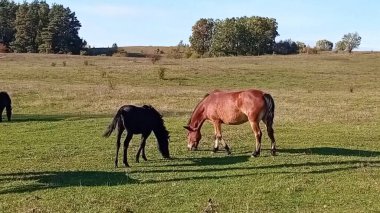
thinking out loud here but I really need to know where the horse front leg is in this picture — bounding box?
[212,122,221,152]
[250,121,262,157]
[213,122,231,155]
[123,133,133,167]
[136,135,148,163]
[0,106,4,122]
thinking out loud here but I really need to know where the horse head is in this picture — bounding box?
[184,126,202,151]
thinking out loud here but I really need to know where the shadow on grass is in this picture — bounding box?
[281,147,380,157]
[2,159,380,194]
[9,110,189,123]
[0,171,138,194]
[9,114,111,123]
[171,155,251,166]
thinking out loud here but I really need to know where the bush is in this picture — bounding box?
[167,47,182,59]
[112,49,128,57]
[273,39,298,55]
[306,46,318,54]
[0,43,9,53]
[158,67,166,80]
[150,54,161,64]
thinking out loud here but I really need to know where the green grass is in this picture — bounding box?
[0,52,379,212]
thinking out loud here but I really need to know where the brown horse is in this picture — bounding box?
[184,89,276,157]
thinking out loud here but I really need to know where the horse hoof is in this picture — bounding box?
[212,147,219,153]
[251,152,260,157]
[271,151,277,156]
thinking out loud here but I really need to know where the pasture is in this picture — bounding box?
[0,52,379,212]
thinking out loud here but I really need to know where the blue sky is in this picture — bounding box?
[15,0,380,50]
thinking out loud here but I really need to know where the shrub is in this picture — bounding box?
[112,49,128,57]
[51,62,56,67]
[0,43,9,53]
[306,46,318,54]
[151,54,161,64]
[158,67,166,80]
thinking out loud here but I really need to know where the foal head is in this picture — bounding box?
[184,126,202,150]
[145,105,171,158]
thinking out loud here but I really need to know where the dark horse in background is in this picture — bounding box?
[103,105,170,167]
[184,89,276,157]
[0,91,12,122]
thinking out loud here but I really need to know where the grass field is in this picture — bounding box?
[0,52,379,212]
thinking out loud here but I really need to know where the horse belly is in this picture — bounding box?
[222,111,248,125]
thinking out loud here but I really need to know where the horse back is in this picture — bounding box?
[204,89,266,123]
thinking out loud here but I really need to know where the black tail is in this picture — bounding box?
[263,93,275,125]
[103,109,122,137]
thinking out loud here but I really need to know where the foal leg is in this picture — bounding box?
[250,120,262,157]
[136,135,148,163]
[123,132,133,167]
[114,129,123,168]
[0,106,4,122]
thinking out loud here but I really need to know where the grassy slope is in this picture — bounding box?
[0,53,379,212]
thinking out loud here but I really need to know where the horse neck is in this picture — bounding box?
[189,103,206,130]
[153,124,168,141]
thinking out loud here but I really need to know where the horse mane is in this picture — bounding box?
[187,90,222,125]
[144,105,170,140]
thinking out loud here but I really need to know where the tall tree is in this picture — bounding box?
[315,39,333,51]
[35,1,49,52]
[39,4,83,54]
[0,0,18,47]
[10,2,29,52]
[341,32,361,53]
[189,18,214,55]
[208,16,278,56]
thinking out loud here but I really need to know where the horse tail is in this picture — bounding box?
[103,108,123,138]
[263,93,275,125]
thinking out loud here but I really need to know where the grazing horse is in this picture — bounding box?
[0,91,12,122]
[184,89,276,157]
[103,105,170,167]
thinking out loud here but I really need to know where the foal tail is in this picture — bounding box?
[103,108,122,138]
[263,93,275,125]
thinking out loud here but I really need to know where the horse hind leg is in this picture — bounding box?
[250,121,262,157]
[114,129,123,168]
[123,132,133,167]
[266,121,276,156]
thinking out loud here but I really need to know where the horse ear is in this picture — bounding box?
[183,126,194,131]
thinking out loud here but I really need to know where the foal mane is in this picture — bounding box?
[143,105,169,139]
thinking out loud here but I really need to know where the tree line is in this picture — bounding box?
[0,0,85,54]
[189,16,278,56]
[189,16,362,56]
